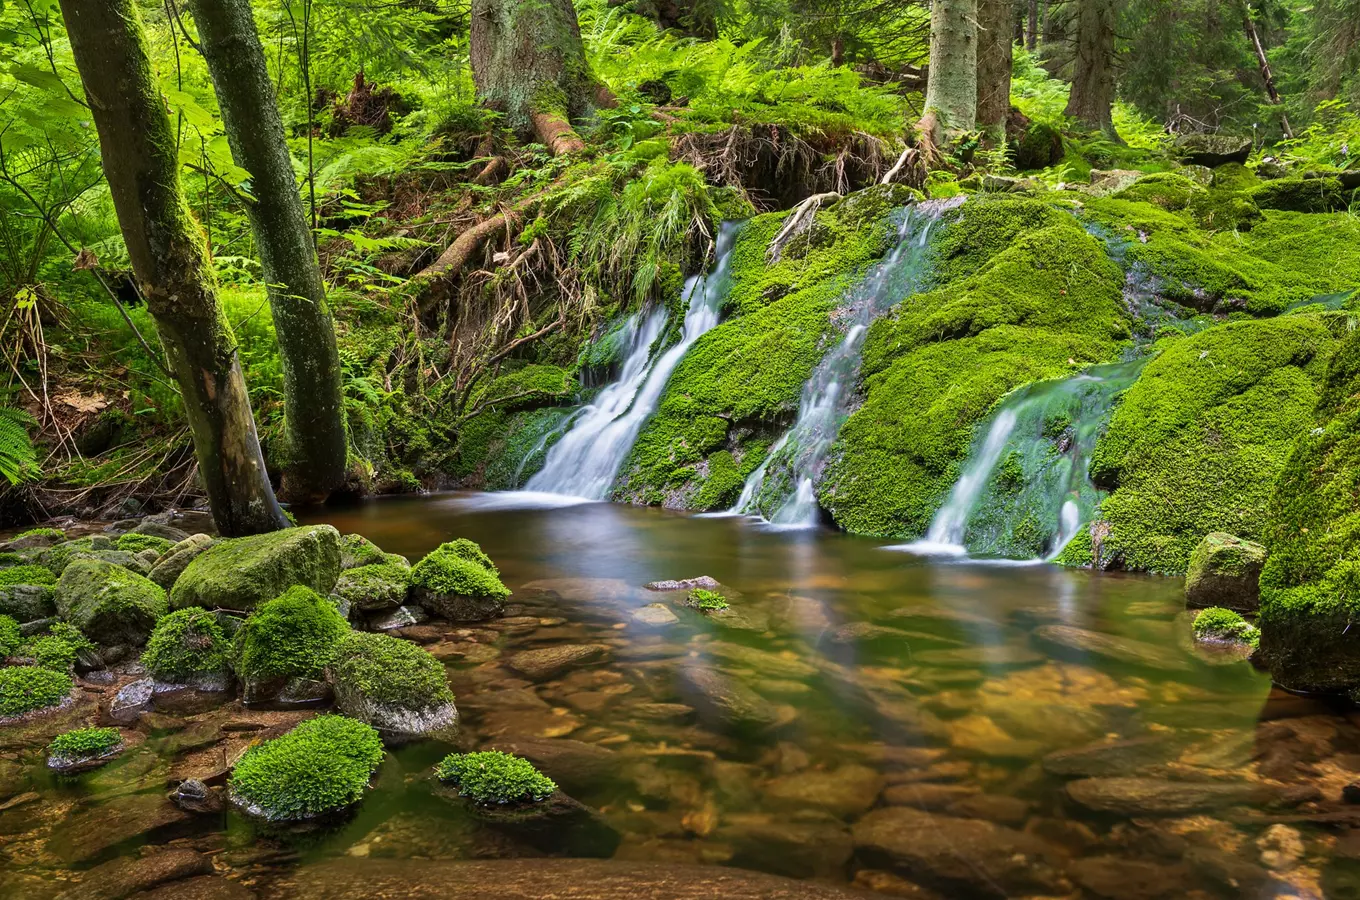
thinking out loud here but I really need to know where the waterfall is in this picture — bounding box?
[733,198,962,526]
[894,358,1148,561]
[525,222,739,499]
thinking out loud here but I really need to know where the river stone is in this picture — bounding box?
[170,778,225,814]
[1069,856,1192,900]
[677,665,782,733]
[54,847,214,900]
[2,530,62,551]
[631,603,679,626]
[852,806,1066,898]
[332,563,409,612]
[56,558,167,645]
[110,677,155,722]
[137,877,256,900]
[0,583,55,622]
[1184,532,1265,611]
[491,737,618,794]
[1031,624,1192,671]
[262,858,877,900]
[763,764,885,818]
[1042,736,1179,778]
[46,793,196,864]
[149,534,215,590]
[1175,133,1252,167]
[133,521,191,543]
[504,644,609,682]
[645,575,719,591]
[433,784,620,857]
[718,814,855,880]
[881,782,979,811]
[171,525,342,612]
[1065,776,1272,815]
[704,641,818,678]
[368,604,427,630]
[48,739,124,775]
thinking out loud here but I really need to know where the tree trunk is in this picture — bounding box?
[470,0,615,155]
[917,0,979,149]
[1239,0,1294,138]
[186,0,349,505]
[1064,0,1119,138]
[57,0,288,536]
[977,0,1014,141]
[1027,0,1038,50]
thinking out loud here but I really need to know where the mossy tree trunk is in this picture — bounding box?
[186,0,348,505]
[57,0,289,536]
[917,0,978,151]
[976,0,1013,141]
[1064,0,1120,139]
[470,0,616,155]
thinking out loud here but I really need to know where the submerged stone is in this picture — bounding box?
[53,847,214,900]
[677,665,782,733]
[171,525,342,612]
[1065,776,1272,814]
[504,644,609,682]
[1031,624,1192,671]
[1185,532,1266,610]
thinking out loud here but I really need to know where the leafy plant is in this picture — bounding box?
[0,407,38,485]
[434,750,556,804]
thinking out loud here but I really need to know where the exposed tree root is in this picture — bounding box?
[881,145,926,187]
[531,111,586,156]
[767,192,840,263]
[913,111,944,167]
[473,155,508,186]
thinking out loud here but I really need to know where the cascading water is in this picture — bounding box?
[733,198,962,526]
[525,222,739,499]
[895,358,1148,560]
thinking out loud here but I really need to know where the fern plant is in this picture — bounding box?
[0,407,38,485]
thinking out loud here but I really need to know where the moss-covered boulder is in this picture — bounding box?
[232,586,350,703]
[55,558,167,646]
[171,525,341,612]
[0,565,55,587]
[0,584,55,623]
[331,560,410,613]
[1,527,64,552]
[410,540,509,621]
[1174,133,1251,167]
[41,537,147,577]
[47,726,124,774]
[1114,173,1207,211]
[1184,533,1266,610]
[329,631,456,741]
[228,715,384,821]
[148,533,215,590]
[339,533,387,570]
[114,533,174,557]
[0,665,73,720]
[1192,607,1260,649]
[142,608,232,690]
[1249,177,1347,214]
[435,751,555,804]
[1012,122,1063,171]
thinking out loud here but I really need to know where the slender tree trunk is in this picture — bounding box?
[1064,0,1120,138]
[470,0,615,155]
[1027,0,1039,50]
[56,0,288,536]
[917,0,979,151]
[1239,0,1294,138]
[977,0,1014,141]
[186,0,349,505]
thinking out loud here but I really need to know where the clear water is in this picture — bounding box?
[526,223,740,500]
[734,199,960,526]
[7,497,1354,900]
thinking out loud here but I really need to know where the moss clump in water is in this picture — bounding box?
[0,565,55,587]
[435,750,556,805]
[687,588,729,611]
[232,586,350,684]
[329,630,454,713]
[143,608,231,684]
[1192,607,1260,648]
[229,715,384,821]
[13,527,64,541]
[48,726,122,759]
[410,539,509,600]
[0,666,72,719]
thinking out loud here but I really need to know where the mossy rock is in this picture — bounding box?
[329,631,456,741]
[55,558,167,646]
[1184,533,1266,611]
[114,533,174,557]
[1249,177,1347,214]
[1012,122,1063,171]
[1174,133,1251,168]
[1114,173,1207,211]
[228,715,384,821]
[0,584,56,623]
[47,726,124,774]
[410,540,509,621]
[332,561,410,612]
[0,665,73,721]
[1191,607,1259,647]
[339,533,387,570]
[171,525,341,612]
[142,608,232,689]
[41,538,147,577]
[232,586,350,703]
[0,565,55,588]
[148,533,215,590]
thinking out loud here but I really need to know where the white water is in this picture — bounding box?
[734,199,960,526]
[525,223,739,499]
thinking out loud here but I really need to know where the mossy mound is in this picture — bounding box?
[55,558,167,646]
[0,615,19,657]
[142,608,232,686]
[1078,316,1337,574]
[614,185,919,509]
[233,586,350,691]
[0,565,55,587]
[329,631,456,739]
[447,366,575,488]
[820,198,1130,538]
[1113,173,1207,211]
[331,561,411,612]
[171,525,342,612]
[229,715,384,821]
[434,750,556,805]
[1192,607,1259,647]
[0,665,73,719]
[410,539,509,621]
[0,583,53,623]
[338,533,386,570]
[40,537,146,576]
[1249,177,1348,213]
[47,726,123,773]
[23,635,76,671]
[114,533,174,557]
[1184,532,1267,610]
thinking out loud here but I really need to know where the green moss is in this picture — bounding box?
[0,565,55,587]
[43,622,94,652]
[15,527,64,541]
[229,715,384,821]
[171,524,342,612]
[687,588,728,610]
[434,750,556,805]
[55,558,168,645]
[142,608,231,683]
[1088,316,1337,573]
[410,540,509,600]
[0,552,25,567]
[24,636,76,671]
[1053,527,1096,568]
[339,533,386,570]
[1113,173,1207,211]
[48,726,122,758]
[1249,177,1348,213]
[115,533,174,556]
[330,631,453,710]
[0,616,19,657]
[331,562,410,610]
[1192,607,1259,647]
[232,586,350,683]
[0,666,72,718]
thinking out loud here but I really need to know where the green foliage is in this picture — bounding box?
[115,533,174,556]
[0,665,71,718]
[24,635,75,671]
[434,750,556,805]
[330,631,452,710]
[142,608,231,683]
[0,565,55,587]
[687,588,728,610]
[14,528,63,541]
[410,539,509,599]
[0,616,19,657]
[1192,607,1259,647]
[0,407,38,485]
[232,586,350,682]
[48,726,122,759]
[229,715,384,821]
[331,562,410,610]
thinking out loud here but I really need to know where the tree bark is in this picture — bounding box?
[917,0,979,148]
[470,0,615,155]
[57,0,288,536]
[1239,0,1294,138]
[1064,0,1120,138]
[186,0,349,505]
[977,0,1014,140]
[1026,0,1038,50]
